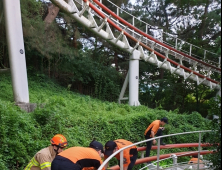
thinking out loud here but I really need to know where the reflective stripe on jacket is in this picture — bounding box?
[24,146,56,170]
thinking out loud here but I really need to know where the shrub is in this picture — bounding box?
[0,75,211,169]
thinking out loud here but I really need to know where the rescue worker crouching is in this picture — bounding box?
[51,140,105,170]
[24,134,68,170]
[104,139,138,170]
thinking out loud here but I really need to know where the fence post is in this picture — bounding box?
[197,132,202,170]
[120,151,124,170]
[141,151,145,158]
[190,44,192,56]
[157,138,161,170]
[171,154,178,170]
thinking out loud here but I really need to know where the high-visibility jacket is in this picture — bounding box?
[104,139,137,168]
[188,158,203,164]
[144,120,160,137]
[58,147,105,170]
[24,146,56,170]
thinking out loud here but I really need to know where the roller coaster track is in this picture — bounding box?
[50,0,221,90]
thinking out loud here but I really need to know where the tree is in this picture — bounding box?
[206,95,221,169]
[125,0,221,115]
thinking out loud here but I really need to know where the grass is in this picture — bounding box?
[0,74,210,169]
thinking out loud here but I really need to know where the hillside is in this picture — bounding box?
[0,74,210,169]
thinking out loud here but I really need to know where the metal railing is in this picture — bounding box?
[104,0,221,68]
[140,151,211,170]
[50,0,221,89]
[98,130,213,170]
[160,161,211,170]
[74,0,221,71]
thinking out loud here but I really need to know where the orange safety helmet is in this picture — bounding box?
[50,134,68,148]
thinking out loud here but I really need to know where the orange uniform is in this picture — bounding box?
[105,139,137,168]
[144,120,160,137]
[188,158,203,164]
[82,168,95,170]
[52,147,105,170]
[188,157,204,169]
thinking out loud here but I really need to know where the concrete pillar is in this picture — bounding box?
[3,0,29,103]
[129,50,140,106]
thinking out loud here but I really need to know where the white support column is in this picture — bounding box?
[120,151,124,170]
[3,0,29,103]
[129,50,140,106]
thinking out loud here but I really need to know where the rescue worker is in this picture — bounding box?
[24,134,68,170]
[82,141,105,170]
[104,139,138,170]
[188,155,204,169]
[51,140,105,170]
[144,117,168,163]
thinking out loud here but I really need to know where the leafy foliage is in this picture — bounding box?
[0,75,212,169]
[206,95,221,169]
[1,0,221,115]
[129,0,221,116]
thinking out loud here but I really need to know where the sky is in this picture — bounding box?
[130,0,136,5]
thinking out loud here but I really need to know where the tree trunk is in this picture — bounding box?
[199,0,209,39]
[44,3,60,29]
[73,25,79,49]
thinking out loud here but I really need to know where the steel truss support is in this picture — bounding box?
[118,72,129,104]
[50,0,221,107]
[3,0,29,103]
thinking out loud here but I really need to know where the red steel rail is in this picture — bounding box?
[109,143,216,169]
[109,151,215,170]
[137,143,214,151]
[92,0,221,72]
[83,0,220,85]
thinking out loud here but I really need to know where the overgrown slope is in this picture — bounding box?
[0,74,210,170]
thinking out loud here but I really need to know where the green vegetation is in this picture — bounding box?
[0,74,211,170]
[0,0,221,169]
[206,96,221,169]
[1,0,220,116]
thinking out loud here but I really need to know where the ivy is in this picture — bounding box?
[0,75,212,169]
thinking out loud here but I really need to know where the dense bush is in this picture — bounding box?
[0,75,210,169]
[205,96,221,169]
